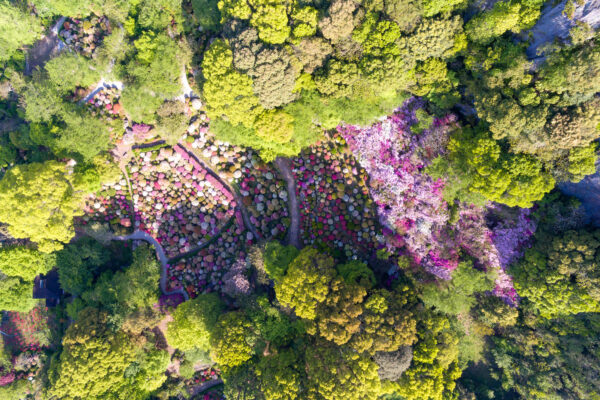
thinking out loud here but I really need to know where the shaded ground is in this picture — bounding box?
[527,0,600,59]
[274,157,301,249]
[559,169,600,226]
[25,17,66,75]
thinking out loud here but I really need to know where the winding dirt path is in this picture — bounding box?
[274,157,301,249]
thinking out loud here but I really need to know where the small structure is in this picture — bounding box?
[33,269,61,307]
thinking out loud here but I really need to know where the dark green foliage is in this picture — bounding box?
[81,244,161,325]
[44,52,101,94]
[263,241,299,281]
[490,314,600,399]
[512,229,600,318]
[192,0,221,31]
[421,261,495,315]
[336,260,376,289]
[56,237,112,296]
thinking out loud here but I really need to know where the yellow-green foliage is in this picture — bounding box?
[210,311,255,369]
[0,276,39,312]
[398,16,466,62]
[250,2,290,44]
[0,245,56,281]
[255,109,295,144]
[568,143,598,183]
[391,313,462,400]
[349,287,418,354]
[536,40,600,106]
[456,134,555,207]
[308,277,367,345]
[201,39,264,128]
[48,309,138,399]
[255,349,302,400]
[0,161,85,253]
[292,6,319,38]
[465,0,544,44]
[305,342,382,400]
[166,293,224,351]
[422,0,467,17]
[512,230,600,318]
[275,247,336,320]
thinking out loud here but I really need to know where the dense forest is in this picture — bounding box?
[0,0,599,398]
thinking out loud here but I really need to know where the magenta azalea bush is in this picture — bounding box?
[340,98,529,304]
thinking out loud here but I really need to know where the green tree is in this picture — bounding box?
[445,131,555,207]
[349,287,418,354]
[421,261,496,315]
[255,348,303,400]
[44,52,101,93]
[47,308,138,399]
[263,241,299,282]
[192,0,221,31]
[165,293,225,351]
[0,245,56,281]
[308,277,366,345]
[568,143,597,183]
[0,276,38,312]
[30,0,91,17]
[0,1,43,61]
[201,39,263,128]
[304,341,382,400]
[127,32,182,98]
[336,260,376,289]
[512,230,600,318]
[490,313,600,400]
[391,312,462,400]
[210,311,255,369]
[56,238,111,296]
[250,1,290,44]
[275,247,336,320]
[0,161,85,252]
[58,110,111,161]
[83,245,160,318]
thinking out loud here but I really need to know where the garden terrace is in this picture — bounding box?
[238,159,289,241]
[128,146,236,258]
[59,15,111,58]
[0,304,54,354]
[292,132,382,261]
[78,179,134,236]
[166,225,255,299]
[84,87,123,119]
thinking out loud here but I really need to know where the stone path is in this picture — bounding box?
[187,378,224,397]
[80,79,124,104]
[274,157,301,249]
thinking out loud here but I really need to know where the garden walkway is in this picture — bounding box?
[274,157,301,249]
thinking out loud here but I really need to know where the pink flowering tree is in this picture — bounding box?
[341,98,525,304]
